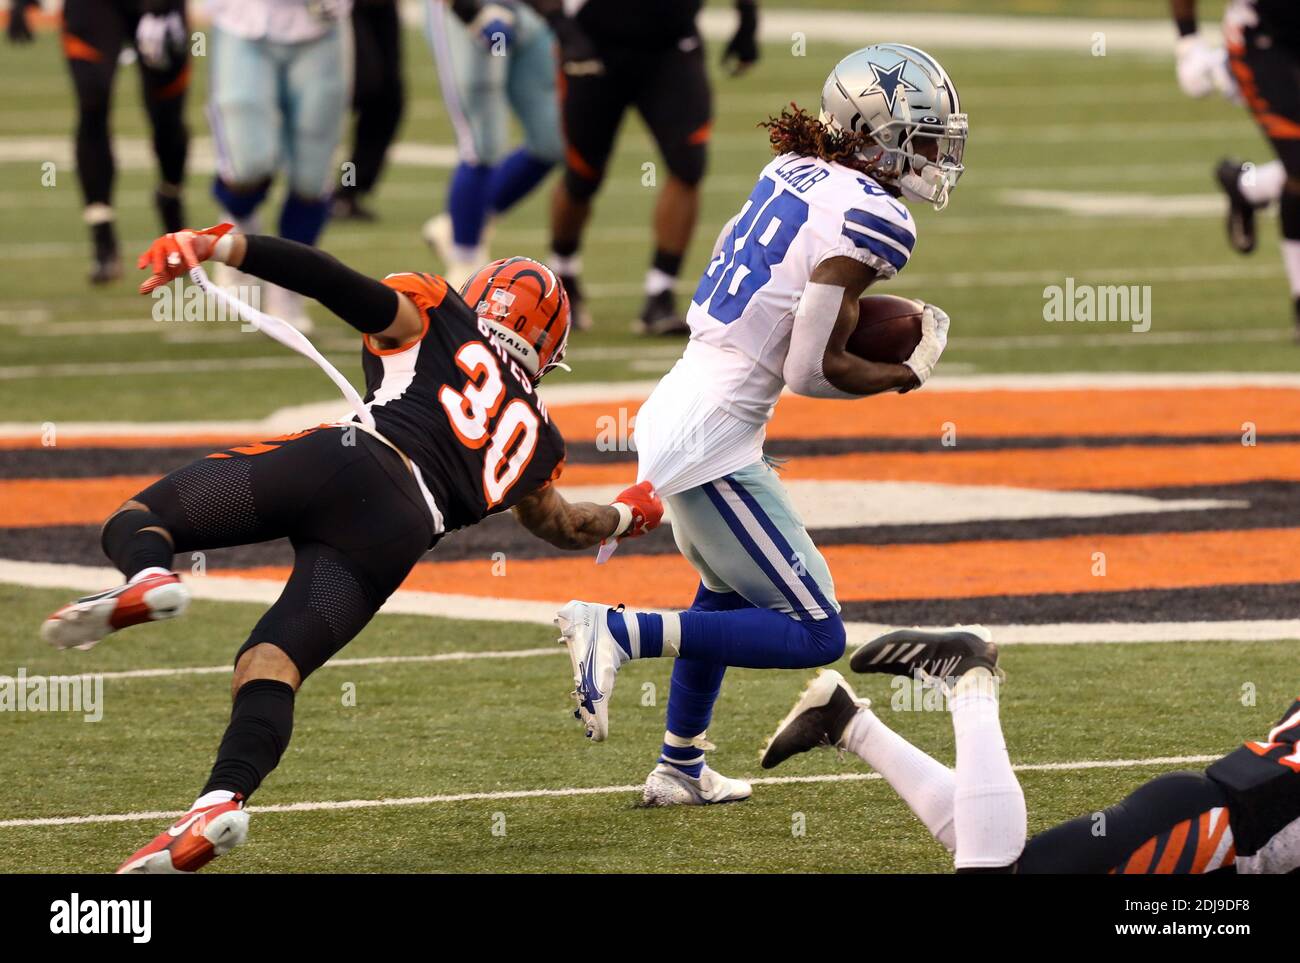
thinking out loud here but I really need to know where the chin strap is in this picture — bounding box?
[900,167,952,211]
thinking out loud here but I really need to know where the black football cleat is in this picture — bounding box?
[331,191,377,222]
[761,669,865,769]
[1216,158,1261,255]
[850,625,997,680]
[637,289,689,336]
[558,273,594,331]
[89,221,121,285]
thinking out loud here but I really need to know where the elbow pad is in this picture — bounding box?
[784,282,857,399]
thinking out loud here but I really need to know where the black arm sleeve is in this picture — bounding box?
[238,235,399,335]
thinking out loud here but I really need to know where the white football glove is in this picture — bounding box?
[1175,35,1235,99]
[135,12,187,71]
[902,303,949,389]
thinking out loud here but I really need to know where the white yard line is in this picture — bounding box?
[0,754,1220,829]
[3,561,1298,646]
[3,371,1300,438]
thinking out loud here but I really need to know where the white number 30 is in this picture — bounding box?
[438,341,540,507]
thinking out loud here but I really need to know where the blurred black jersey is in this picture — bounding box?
[1241,0,1300,46]
[357,273,566,534]
[1206,696,1300,868]
[572,0,701,49]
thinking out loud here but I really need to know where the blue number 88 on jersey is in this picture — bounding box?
[693,177,810,325]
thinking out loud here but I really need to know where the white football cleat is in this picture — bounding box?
[555,600,628,742]
[422,212,490,290]
[41,572,190,651]
[641,763,753,807]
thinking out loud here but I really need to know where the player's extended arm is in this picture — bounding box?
[785,255,921,398]
[1169,0,1233,98]
[136,227,426,347]
[513,481,663,551]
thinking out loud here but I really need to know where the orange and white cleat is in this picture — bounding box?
[116,796,248,874]
[40,572,189,651]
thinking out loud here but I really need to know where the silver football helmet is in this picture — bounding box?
[819,43,968,210]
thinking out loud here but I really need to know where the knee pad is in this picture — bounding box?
[564,165,603,202]
[100,505,172,571]
[662,141,707,188]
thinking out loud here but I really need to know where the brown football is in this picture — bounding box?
[846,294,924,364]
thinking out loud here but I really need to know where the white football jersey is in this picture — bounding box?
[207,0,351,43]
[634,152,916,496]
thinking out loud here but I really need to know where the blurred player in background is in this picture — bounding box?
[7,0,38,43]
[422,0,564,288]
[54,0,192,283]
[553,45,960,806]
[548,0,759,335]
[765,628,1300,874]
[41,226,663,872]
[1174,1,1300,337]
[207,0,351,332]
[333,0,405,221]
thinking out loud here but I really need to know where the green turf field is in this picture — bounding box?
[1,584,1288,873]
[0,14,1289,423]
[1,8,1293,875]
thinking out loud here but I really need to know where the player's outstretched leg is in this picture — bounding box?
[853,625,1024,871]
[556,598,844,741]
[41,500,189,651]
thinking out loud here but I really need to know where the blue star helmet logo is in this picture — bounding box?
[861,60,920,114]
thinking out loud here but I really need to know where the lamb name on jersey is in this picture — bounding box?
[683,151,917,426]
[358,272,566,536]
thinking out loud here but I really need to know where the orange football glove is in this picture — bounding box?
[136,222,234,294]
[611,480,663,539]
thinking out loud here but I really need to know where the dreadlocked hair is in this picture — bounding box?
[759,103,871,164]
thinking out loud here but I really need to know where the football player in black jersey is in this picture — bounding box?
[764,627,1300,874]
[547,0,759,335]
[39,224,665,873]
[1174,0,1300,336]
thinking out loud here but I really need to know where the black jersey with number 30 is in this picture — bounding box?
[356,272,566,534]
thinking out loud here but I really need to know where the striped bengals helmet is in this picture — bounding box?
[459,257,571,380]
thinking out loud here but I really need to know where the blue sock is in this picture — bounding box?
[448,162,494,248]
[659,658,726,778]
[212,178,268,220]
[278,194,330,247]
[677,607,846,669]
[605,608,664,659]
[488,149,554,215]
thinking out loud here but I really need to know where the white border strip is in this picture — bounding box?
[3,560,1298,644]
[0,754,1219,829]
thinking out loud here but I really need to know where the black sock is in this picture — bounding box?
[155,186,184,233]
[100,508,173,579]
[551,237,580,258]
[652,248,683,278]
[202,679,296,799]
[91,221,117,262]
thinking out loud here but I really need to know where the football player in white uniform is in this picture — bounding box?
[554,44,967,806]
[207,0,352,332]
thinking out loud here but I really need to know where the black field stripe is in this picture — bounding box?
[838,582,1300,626]
[9,433,1300,478]
[4,481,1295,566]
